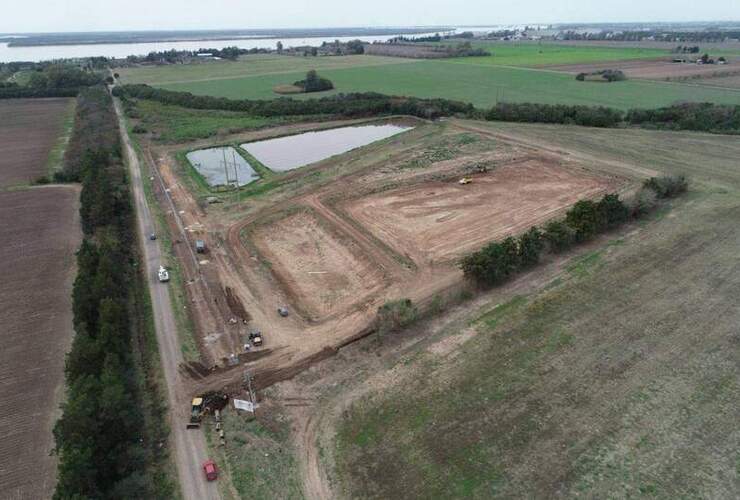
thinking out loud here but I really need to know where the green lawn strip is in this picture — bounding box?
[158,60,740,109]
[44,97,77,178]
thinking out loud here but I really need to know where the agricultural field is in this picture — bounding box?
[273,121,740,500]
[137,58,740,109]
[548,56,740,82]
[0,98,75,186]
[0,186,81,499]
[116,53,413,85]
[449,41,668,67]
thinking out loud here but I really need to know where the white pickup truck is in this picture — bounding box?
[158,266,170,283]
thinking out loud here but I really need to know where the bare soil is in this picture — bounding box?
[252,211,388,321]
[140,118,628,398]
[0,98,73,187]
[343,159,613,265]
[0,186,81,499]
[547,57,740,82]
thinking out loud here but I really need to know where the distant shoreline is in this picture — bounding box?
[6,27,453,48]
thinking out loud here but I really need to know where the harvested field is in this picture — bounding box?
[549,56,740,82]
[343,160,616,265]
[0,98,73,187]
[251,211,387,321]
[0,186,81,499]
[694,73,740,89]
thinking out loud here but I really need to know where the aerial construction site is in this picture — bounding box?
[141,117,627,397]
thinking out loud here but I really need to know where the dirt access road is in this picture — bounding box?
[113,95,220,500]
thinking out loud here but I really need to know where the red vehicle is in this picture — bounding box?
[203,459,218,481]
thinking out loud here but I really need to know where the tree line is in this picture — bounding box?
[115,83,740,134]
[53,86,173,499]
[461,176,688,288]
[114,84,474,119]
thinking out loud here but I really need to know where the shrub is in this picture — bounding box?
[565,199,604,242]
[543,220,576,253]
[643,175,688,198]
[461,237,520,287]
[518,227,544,267]
[629,187,658,217]
[597,193,630,228]
[376,299,418,334]
[294,70,334,93]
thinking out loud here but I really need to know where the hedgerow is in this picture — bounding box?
[461,182,686,288]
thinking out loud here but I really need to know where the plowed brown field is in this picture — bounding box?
[0,98,73,187]
[0,186,80,499]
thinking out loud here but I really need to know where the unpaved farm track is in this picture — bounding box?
[0,186,80,499]
[113,96,220,500]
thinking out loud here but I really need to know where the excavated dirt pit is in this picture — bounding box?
[251,211,387,321]
[341,159,616,265]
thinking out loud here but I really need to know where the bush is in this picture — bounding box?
[643,175,688,198]
[626,103,740,133]
[597,193,630,228]
[293,70,334,93]
[461,237,520,287]
[565,199,604,242]
[376,299,418,334]
[629,187,658,217]
[518,227,544,267]
[543,220,576,253]
[115,84,474,120]
[486,102,624,128]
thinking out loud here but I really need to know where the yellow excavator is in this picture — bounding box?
[459,177,472,185]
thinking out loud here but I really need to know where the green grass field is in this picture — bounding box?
[449,41,668,67]
[117,54,413,85]
[155,59,740,109]
[130,99,303,142]
[332,122,740,499]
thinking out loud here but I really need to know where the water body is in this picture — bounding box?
[0,32,442,63]
[186,147,259,187]
[241,123,413,172]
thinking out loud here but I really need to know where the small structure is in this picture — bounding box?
[195,240,207,253]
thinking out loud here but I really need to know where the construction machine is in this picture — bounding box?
[187,397,204,429]
[459,177,472,185]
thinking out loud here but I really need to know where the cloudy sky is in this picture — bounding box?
[2,0,738,33]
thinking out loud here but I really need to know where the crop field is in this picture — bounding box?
[0,186,81,499]
[548,56,740,82]
[0,98,75,186]
[116,53,413,85]
[449,41,668,67]
[151,59,740,109]
[325,121,740,499]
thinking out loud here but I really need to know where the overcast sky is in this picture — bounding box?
[2,0,739,33]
